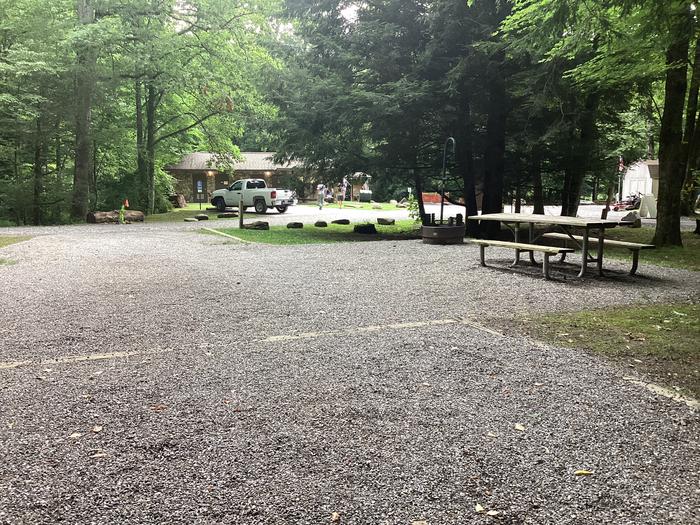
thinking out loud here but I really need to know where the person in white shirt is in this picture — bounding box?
[317,183,326,210]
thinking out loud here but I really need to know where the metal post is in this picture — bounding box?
[440,137,456,225]
[238,195,244,229]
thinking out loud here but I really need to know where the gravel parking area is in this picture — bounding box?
[0,225,698,524]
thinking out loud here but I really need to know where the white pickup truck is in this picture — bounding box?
[210,179,296,214]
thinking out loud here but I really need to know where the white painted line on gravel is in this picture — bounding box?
[201,227,256,243]
[623,376,699,410]
[0,348,173,371]
[261,317,503,343]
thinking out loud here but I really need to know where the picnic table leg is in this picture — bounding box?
[578,227,589,277]
[512,222,521,266]
[543,253,551,280]
[528,223,537,265]
[597,228,605,276]
[630,249,640,275]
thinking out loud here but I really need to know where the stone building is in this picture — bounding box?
[165,152,307,203]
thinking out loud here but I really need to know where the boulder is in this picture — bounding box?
[372,204,382,210]
[314,221,328,228]
[86,210,145,224]
[353,223,377,234]
[377,218,395,225]
[183,217,199,222]
[620,211,642,228]
[245,221,269,230]
[389,199,398,205]
[396,202,407,208]
[287,222,304,229]
[331,219,350,225]
[168,193,187,208]
[217,212,237,219]
[195,214,209,221]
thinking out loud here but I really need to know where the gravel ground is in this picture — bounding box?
[0,224,698,524]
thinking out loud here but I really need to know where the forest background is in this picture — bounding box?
[0,0,697,246]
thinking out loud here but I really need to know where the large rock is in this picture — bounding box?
[354,223,377,234]
[168,193,187,208]
[217,212,237,219]
[287,222,304,229]
[86,210,145,224]
[314,221,328,228]
[183,217,199,222]
[194,214,209,221]
[620,211,641,228]
[372,204,382,210]
[245,221,269,230]
[331,219,350,225]
[377,218,395,225]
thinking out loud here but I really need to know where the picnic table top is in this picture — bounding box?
[467,213,619,228]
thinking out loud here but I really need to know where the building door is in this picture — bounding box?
[192,174,207,203]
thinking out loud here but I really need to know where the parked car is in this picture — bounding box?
[210,178,296,214]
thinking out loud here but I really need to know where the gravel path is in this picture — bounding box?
[0,224,698,524]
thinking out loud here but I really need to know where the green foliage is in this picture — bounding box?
[0,0,281,224]
[407,193,421,223]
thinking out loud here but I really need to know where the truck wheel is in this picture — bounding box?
[276,205,288,214]
[254,199,268,214]
[214,197,226,212]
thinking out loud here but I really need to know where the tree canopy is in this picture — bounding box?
[0,0,695,246]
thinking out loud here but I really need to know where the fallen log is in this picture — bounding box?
[86,210,145,224]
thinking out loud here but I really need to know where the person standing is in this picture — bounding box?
[317,183,326,210]
[338,176,348,209]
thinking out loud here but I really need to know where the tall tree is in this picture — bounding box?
[71,0,96,220]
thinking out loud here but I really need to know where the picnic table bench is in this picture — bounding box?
[467,239,574,280]
[541,232,654,275]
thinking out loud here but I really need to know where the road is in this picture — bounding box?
[0,221,698,524]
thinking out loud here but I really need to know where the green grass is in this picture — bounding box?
[0,236,30,249]
[0,236,30,265]
[300,201,402,211]
[147,204,251,222]
[217,220,421,245]
[603,227,700,271]
[517,303,699,398]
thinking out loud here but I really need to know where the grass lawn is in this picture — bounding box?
[0,236,30,249]
[603,227,700,272]
[147,204,251,222]
[0,235,30,265]
[300,201,402,211]
[513,303,699,398]
[216,220,421,245]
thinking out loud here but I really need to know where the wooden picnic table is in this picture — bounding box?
[467,213,620,277]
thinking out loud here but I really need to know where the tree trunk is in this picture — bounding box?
[146,83,157,215]
[71,0,95,221]
[482,53,507,237]
[412,169,427,224]
[682,36,700,215]
[457,99,479,236]
[561,93,598,217]
[135,79,147,207]
[32,119,43,226]
[531,149,544,214]
[654,5,691,247]
[86,210,145,223]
